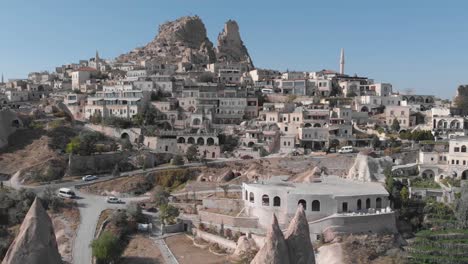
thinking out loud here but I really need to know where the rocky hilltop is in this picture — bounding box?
[118,16,253,68]
[118,16,216,65]
[216,20,253,68]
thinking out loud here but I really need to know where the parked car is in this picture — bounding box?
[58,188,76,199]
[338,146,354,154]
[82,175,98,181]
[106,196,122,204]
[241,155,254,160]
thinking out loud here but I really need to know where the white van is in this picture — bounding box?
[261,88,274,94]
[58,188,76,198]
[338,146,354,154]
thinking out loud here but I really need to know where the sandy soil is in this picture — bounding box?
[316,243,344,264]
[119,234,165,264]
[165,234,229,264]
[49,203,80,264]
[0,129,57,176]
[81,175,149,196]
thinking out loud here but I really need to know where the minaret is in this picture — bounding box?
[95,50,100,71]
[340,48,345,75]
[1,73,4,84]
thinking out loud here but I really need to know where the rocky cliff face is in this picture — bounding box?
[2,198,62,264]
[251,208,316,264]
[118,16,216,65]
[118,16,254,68]
[346,152,392,182]
[285,207,316,264]
[251,215,290,264]
[216,20,253,68]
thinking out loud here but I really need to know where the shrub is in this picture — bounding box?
[171,155,184,166]
[91,231,120,264]
[159,204,179,225]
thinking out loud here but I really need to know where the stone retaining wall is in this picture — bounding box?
[194,229,236,250]
[199,210,258,228]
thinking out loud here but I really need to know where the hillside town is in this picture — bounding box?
[2,15,468,264]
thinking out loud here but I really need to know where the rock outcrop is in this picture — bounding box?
[251,215,290,264]
[346,152,392,182]
[216,20,253,68]
[118,16,216,65]
[251,208,316,264]
[285,206,316,264]
[232,235,258,260]
[0,109,21,149]
[2,198,62,264]
[292,166,322,183]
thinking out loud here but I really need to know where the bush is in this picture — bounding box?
[171,155,184,166]
[159,204,180,225]
[91,231,121,264]
[186,145,199,162]
[102,117,133,129]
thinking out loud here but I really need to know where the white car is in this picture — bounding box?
[338,146,354,154]
[106,196,122,204]
[82,175,98,181]
[58,188,76,199]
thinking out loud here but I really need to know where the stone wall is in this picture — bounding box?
[194,229,237,250]
[308,212,397,241]
[85,124,141,144]
[202,198,244,211]
[199,210,258,228]
[68,152,128,175]
[0,109,21,148]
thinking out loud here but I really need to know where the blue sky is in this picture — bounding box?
[2,0,468,98]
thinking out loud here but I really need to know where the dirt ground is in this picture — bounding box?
[165,234,229,264]
[80,175,149,196]
[49,202,80,264]
[0,129,58,176]
[119,234,165,264]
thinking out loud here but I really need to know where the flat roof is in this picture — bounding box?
[246,176,388,197]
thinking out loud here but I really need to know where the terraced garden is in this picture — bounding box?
[407,229,468,264]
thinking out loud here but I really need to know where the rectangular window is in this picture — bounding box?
[455,147,460,152]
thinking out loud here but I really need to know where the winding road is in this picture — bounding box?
[4,172,148,264]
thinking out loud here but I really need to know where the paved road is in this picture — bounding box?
[72,189,148,264]
[3,171,148,264]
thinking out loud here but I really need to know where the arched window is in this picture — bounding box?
[357,199,362,210]
[249,192,254,203]
[245,190,248,200]
[298,199,307,210]
[197,137,205,145]
[187,137,195,144]
[273,196,281,207]
[376,197,382,209]
[366,198,371,209]
[312,200,320,211]
[262,195,270,206]
[462,145,467,153]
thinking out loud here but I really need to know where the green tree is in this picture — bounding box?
[66,137,81,154]
[159,204,180,225]
[371,135,381,150]
[171,155,184,166]
[400,186,409,204]
[391,118,401,132]
[91,231,120,264]
[456,183,468,228]
[153,188,170,207]
[89,111,102,124]
[186,145,199,162]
